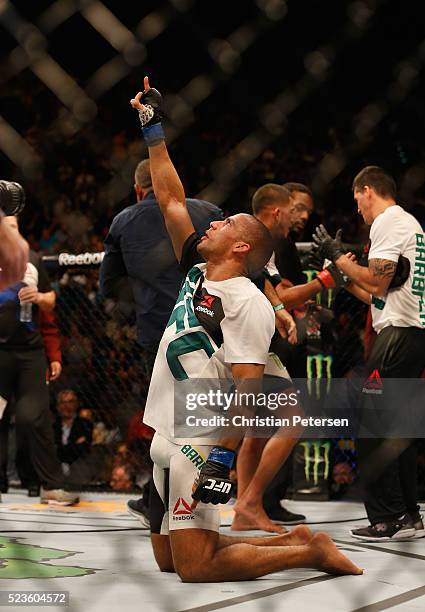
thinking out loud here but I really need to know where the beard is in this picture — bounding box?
[197,239,209,259]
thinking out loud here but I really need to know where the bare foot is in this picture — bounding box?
[310,532,363,576]
[274,525,313,546]
[232,504,286,534]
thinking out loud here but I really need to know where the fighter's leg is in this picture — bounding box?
[151,534,174,573]
[170,528,362,582]
[164,441,362,581]
[218,524,313,548]
[232,383,303,532]
[152,519,313,571]
[235,437,266,498]
[232,435,299,532]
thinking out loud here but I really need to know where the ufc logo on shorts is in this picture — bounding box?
[204,479,231,494]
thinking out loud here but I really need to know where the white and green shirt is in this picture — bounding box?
[369,205,425,332]
[143,233,276,442]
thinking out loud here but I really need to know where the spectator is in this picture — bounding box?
[92,418,120,446]
[54,389,93,466]
[110,443,134,492]
[0,216,78,505]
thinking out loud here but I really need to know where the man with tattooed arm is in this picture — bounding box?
[312,166,425,542]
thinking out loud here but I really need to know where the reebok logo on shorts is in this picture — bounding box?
[172,497,195,521]
[362,369,383,394]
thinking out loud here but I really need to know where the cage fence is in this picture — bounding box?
[42,254,154,493]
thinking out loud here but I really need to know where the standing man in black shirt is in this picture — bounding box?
[278,182,315,285]
[0,216,78,505]
[251,184,347,523]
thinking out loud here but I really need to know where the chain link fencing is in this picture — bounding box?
[43,255,154,494]
[35,246,377,499]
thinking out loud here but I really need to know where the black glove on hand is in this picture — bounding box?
[192,446,235,506]
[312,225,345,262]
[388,255,411,290]
[138,87,163,128]
[133,84,165,146]
[307,247,325,271]
[317,263,350,290]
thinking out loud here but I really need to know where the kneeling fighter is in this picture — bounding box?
[129,78,362,581]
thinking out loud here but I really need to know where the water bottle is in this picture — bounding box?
[20,301,32,323]
[20,265,39,324]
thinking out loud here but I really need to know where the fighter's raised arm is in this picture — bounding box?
[130,77,195,262]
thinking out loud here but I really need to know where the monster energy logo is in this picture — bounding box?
[303,269,332,308]
[300,441,331,485]
[304,270,318,283]
[306,353,333,397]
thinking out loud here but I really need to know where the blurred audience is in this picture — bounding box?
[54,389,93,468]
[109,412,154,492]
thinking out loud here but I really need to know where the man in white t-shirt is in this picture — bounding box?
[312,166,425,542]
[128,77,362,581]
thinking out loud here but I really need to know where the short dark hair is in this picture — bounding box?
[57,389,79,403]
[282,182,313,198]
[134,159,152,189]
[352,166,397,200]
[241,215,273,276]
[251,183,292,215]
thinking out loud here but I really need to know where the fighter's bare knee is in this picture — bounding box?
[170,529,218,582]
[175,562,207,583]
[151,534,175,573]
